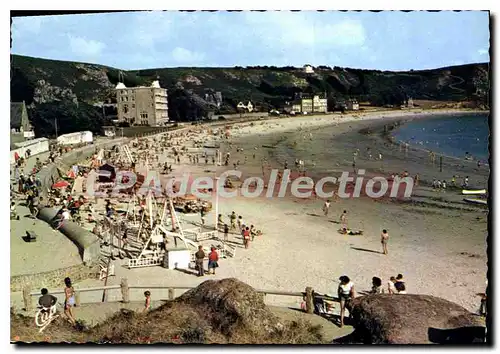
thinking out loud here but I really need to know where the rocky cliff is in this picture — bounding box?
[10,54,490,136]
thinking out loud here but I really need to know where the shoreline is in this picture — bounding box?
[386,111,489,163]
[10,107,488,316]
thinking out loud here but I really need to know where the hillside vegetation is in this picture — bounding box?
[10,54,490,137]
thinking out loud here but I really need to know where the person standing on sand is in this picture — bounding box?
[381,229,389,255]
[208,247,219,275]
[223,224,229,241]
[237,215,243,230]
[63,277,76,325]
[243,226,251,249]
[195,246,205,277]
[323,200,331,216]
[340,210,348,230]
[143,291,151,313]
[230,211,237,229]
[338,276,355,328]
[200,208,206,226]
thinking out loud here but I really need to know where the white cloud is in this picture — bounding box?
[68,35,106,57]
[12,16,45,37]
[242,12,365,48]
[133,12,174,48]
[171,47,206,65]
[321,20,366,46]
[478,48,489,55]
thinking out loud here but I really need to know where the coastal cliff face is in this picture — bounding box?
[10,54,490,136]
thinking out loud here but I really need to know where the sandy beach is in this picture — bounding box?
[10,109,488,316]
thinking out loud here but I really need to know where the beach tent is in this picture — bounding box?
[98,163,116,183]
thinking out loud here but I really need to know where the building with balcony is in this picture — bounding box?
[115,80,169,126]
[312,95,328,113]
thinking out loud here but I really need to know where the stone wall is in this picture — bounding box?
[10,262,99,292]
[10,138,50,164]
[38,207,101,265]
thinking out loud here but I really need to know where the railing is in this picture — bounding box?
[128,256,162,268]
[24,280,339,314]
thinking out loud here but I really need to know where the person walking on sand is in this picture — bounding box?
[340,210,348,230]
[237,215,243,230]
[63,277,76,325]
[143,291,151,313]
[200,208,206,226]
[323,200,331,216]
[338,276,355,328]
[195,245,205,277]
[381,229,389,255]
[208,247,219,275]
[243,226,251,249]
[223,223,229,241]
[230,211,237,229]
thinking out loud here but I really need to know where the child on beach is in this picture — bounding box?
[381,229,389,255]
[323,200,331,216]
[340,210,348,230]
[223,224,229,241]
[388,276,397,294]
[200,208,205,226]
[230,211,237,229]
[143,291,151,313]
[243,227,251,249]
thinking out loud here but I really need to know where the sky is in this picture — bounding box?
[11,11,490,71]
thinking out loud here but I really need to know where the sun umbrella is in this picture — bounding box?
[52,180,70,189]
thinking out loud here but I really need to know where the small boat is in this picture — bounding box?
[462,189,487,195]
[463,198,488,205]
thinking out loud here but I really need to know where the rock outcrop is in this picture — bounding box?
[348,294,486,344]
[178,278,283,337]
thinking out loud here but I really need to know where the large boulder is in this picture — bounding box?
[349,294,485,344]
[177,278,282,337]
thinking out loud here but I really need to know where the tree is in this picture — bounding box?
[28,100,108,138]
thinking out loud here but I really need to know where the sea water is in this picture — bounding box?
[393,113,490,162]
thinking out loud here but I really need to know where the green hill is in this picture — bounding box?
[10,54,490,136]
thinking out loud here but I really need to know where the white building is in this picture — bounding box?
[237,101,254,112]
[303,65,315,74]
[116,80,169,126]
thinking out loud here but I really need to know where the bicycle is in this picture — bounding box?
[35,303,61,333]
